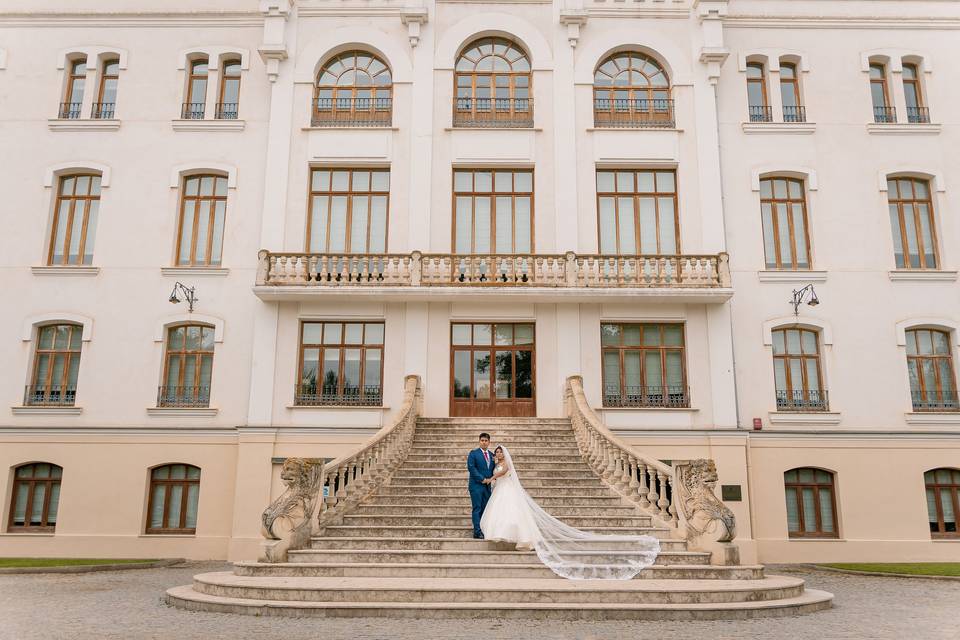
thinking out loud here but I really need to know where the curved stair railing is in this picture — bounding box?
[261,374,422,561]
[566,375,739,564]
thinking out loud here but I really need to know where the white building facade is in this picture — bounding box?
[1,0,958,564]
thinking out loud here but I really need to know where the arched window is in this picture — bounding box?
[454,37,532,128]
[60,58,86,119]
[906,328,958,411]
[778,61,804,123]
[887,176,937,270]
[146,464,200,534]
[593,52,672,128]
[176,174,228,266]
[26,324,82,407]
[784,468,837,538]
[902,63,928,123]
[182,57,208,119]
[760,177,811,270]
[93,58,119,119]
[772,327,827,411]
[313,51,392,127]
[48,173,102,266]
[216,59,241,120]
[926,468,959,537]
[159,324,214,408]
[870,62,893,123]
[746,62,770,122]
[8,463,63,532]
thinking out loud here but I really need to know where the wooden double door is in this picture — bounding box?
[450,322,535,417]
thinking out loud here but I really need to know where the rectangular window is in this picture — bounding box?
[600,323,687,408]
[8,463,63,532]
[297,321,384,406]
[177,175,228,266]
[453,169,533,254]
[597,170,678,255]
[308,169,390,254]
[49,174,101,266]
[160,325,215,408]
[760,177,811,270]
[146,464,200,535]
[772,328,828,411]
[784,468,838,538]
[926,469,960,537]
[906,329,958,412]
[27,324,82,407]
[887,177,937,269]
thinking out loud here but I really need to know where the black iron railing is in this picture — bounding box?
[59,102,82,119]
[295,384,383,407]
[181,102,205,120]
[91,102,115,119]
[215,102,239,120]
[782,105,806,123]
[912,390,959,412]
[602,385,690,409]
[873,106,897,123]
[749,105,773,123]
[24,385,77,407]
[593,98,675,128]
[776,389,830,412]
[453,97,533,128]
[311,97,392,127]
[906,106,930,124]
[157,386,211,408]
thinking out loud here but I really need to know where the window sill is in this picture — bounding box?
[444,126,543,132]
[171,119,245,132]
[741,122,816,135]
[147,407,218,417]
[585,127,684,133]
[904,412,960,426]
[138,533,196,538]
[787,536,844,541]
[286,405,390,411]
[302,125,399,131]
[0,532,56,537]
[888,270,958,282]
[11,406,82,415]
[757,270,827,283]
[768,411,842,425]
[48,119,121,132]
[31,265,100,277]
[597,406,698,413]
[160,266,230,277]
[866,122,941,135]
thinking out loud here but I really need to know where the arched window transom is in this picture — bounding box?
[906,328,958,411]
[772,327,827,411]
[314,51,392,127]
[593,52,673,128]
[454,37,532,128]
[8,463,63,532]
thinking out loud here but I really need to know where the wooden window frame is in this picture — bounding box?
[7,463,63,533]
[314,51,393,123]
[96,58,119,105]
[48,173,101,266]
[592,52,672,125]
[772,327,826,410]
[185,58,209,107]
[784,468,839,538]
[746,62,768,107]
[760,177,812,270]
[216,59,242,118]
[926,468,960,538]
[175,174,228,266]
[449,322,536,418]
[600,323,688,408]
[453,37,532,125]
[296,321,385,406]
[306,168,391,254]
[906,328,958,411]
[64,57,87,106]
[145,465,201,535]
[29,324,82,405]
[902,63,924,109]
[888,177,939,270]
[160,324,215,407]
[869,63,891,108]
[451,169,535,255]
[595,169,680,255]
[778,62,802,118]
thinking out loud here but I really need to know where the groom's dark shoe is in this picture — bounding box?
[473,532,484,540]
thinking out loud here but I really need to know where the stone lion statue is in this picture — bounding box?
[261,458,324,541]
[674,459,736,543]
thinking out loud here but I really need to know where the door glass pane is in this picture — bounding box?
[473,351,491,399]
[473,324,492,345]
[329,196,348,252]
[599,197,617,254]
[514,197,531,254]
[495,197,512,253]
[369,196,387,253]
[453,350,471,398]
[495,351,513,398]
[515,350,533,398]
[474,198,491,254]
[455,197,472,253]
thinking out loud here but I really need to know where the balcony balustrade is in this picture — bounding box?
[593,99,675,128]
[602,385,690,409]
[295,384,383,407]
[453,97,533,128]
[312,97,392,127]
[873,106,897,123]
[157,386,211,408]
[775,389,830,412]
[24,385,77,407]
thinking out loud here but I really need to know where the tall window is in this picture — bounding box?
[906,328,958,412]
[779,62,804,122]
[454,37,532,127]
[60,58,86,119]
[27,324,82,407]
[760,177,811,270]
[49,173,101,266]
[160,324,214,408]
[746,62,770,122]
[593,52,672,128]
[887,177,937,269]
[297,322,384,406]
[772,327,827,411]
[183,58,208,119]
[93,58,119,119]
[784,468,838,538]
[601,323,687,408]
[8,463,62,532]
[902,63,928,123]
[453,169,532,254]
[870,63,894,123]
[597,169,678,255]
[926,468,959,538]
[216,59,241,119]
[176,174,227,266]
[146,464,200,535]
[314,51,392,127]
[307,169,389,254]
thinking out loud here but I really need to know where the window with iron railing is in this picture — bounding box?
[26,324,82,407]
[297,321,384,406]
[906,329,958,412]
[601,323,688,408]
[182,58,208,119]
[92,58,119,119]
[779,62,805,122]
[746,62,771,122]
[902,63,929,123]
[216,59,241,120]
[772,327,828,411]
[314,51,392,127]
[160,324,214,408]
[60,58,86,119]
[869,62,895,123]
[454,38,532,128]
[593,52,673,128]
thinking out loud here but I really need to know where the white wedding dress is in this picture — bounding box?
[479,446,660,580]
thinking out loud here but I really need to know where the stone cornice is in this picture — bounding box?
[725,15,960,30]
[0,12,263,27]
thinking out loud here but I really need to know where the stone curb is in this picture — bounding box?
[0,558,186,575]
[802,564,960,582]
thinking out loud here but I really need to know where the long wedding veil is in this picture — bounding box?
[499,445,660,580]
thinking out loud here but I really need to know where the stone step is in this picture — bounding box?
[415,424,573,432]
[353,504,640,517]
[318,525,673,539]
[410,446,581,454]
[363,495,629,507]
[385,477,607,487]
[339,515,653,528]
[375,485,616,497]
[412,438,580,446]
[402,462,592,470]
[417,418,571,425]
[391,470,597,479]
[406,452,582,461]
[288,548,708,567]
[186,573,807,605]
[308,537,690,552]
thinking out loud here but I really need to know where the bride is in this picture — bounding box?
[480,445,660,580]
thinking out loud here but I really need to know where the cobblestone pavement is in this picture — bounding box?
[2,562,958,640]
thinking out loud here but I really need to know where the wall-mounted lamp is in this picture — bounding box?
[790,284,819,316]
[168,282,198,313]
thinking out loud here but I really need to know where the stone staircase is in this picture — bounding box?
[167,416,832,619]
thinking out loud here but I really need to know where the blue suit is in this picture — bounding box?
[467,447,496,537]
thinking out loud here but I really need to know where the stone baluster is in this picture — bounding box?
[335,465,348,501]
[646,467,659,510]
[628,456,641,498]
[637,462,651,508]
[656,470,670,518]
[613,450,628,491]
[666,476,679,526]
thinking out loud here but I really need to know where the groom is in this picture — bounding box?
[467,432,496,539]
